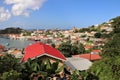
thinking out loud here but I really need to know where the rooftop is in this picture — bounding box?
[22,42,66,62]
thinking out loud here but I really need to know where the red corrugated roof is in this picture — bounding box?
[79,54,101,61]
[22,42,66,62]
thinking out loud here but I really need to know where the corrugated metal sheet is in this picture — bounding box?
[64,57,92,71]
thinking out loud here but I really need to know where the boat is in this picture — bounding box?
[5,43,9,46]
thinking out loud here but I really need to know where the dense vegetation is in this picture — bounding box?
[58,41,85,57]
[71,16,120,80]
[0,54,82,80]
[88,16,120,80]
[0,54,22,80]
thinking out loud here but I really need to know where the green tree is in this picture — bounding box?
[71,44,78,55]
[111,16,120,28]
[58,41,72,57]
[70,70,81,80]
[102,34,120,57]
[79,28,90,32]
[77,43,85,54]
[0,54,22,79]
[90,57,120,80]
[51,43,55,48]
[58,41,85,56]
[1,70,22,80]
[94,32,102,38]
[0,54,21,73]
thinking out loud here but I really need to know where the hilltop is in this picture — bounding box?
[1,16,120,35]
[0,27,24,34]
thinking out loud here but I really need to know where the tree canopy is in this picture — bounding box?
[58,41,85,57]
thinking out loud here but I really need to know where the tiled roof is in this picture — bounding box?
[92,50,101,53]
[22,42,66,62]
[79,54,101,61]
[84,45,93,49]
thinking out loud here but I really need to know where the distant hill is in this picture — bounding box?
[76,16,120,33]
[0,27,24,34]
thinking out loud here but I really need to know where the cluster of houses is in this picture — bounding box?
[0,42,101,71]
[8,27,108,48]
[0,21,113,71]
[0,41,101,71]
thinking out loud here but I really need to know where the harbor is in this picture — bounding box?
[0,37,34,49]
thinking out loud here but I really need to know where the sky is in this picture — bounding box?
[0,0,120,29]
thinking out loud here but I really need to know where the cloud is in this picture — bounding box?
[5,0,47,16]
[0,7,11,22]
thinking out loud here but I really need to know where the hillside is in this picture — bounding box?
[0,27,24,34]
[88,16,120,80]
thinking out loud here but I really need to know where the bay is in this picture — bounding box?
[0,37,35,49]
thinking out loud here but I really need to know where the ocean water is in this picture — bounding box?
[0,37,34,49]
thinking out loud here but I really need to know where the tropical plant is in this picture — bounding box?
[102,34,120,57]
[70,69,82,80]
[90,57,120,80]
[58,41,72,57]
[0,70,22,80]
[0,54,21,73]
[21,58,65,79]
[0,54,22,79]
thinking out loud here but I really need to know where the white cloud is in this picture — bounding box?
[0,7,11,22]
[5,0,46,16]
